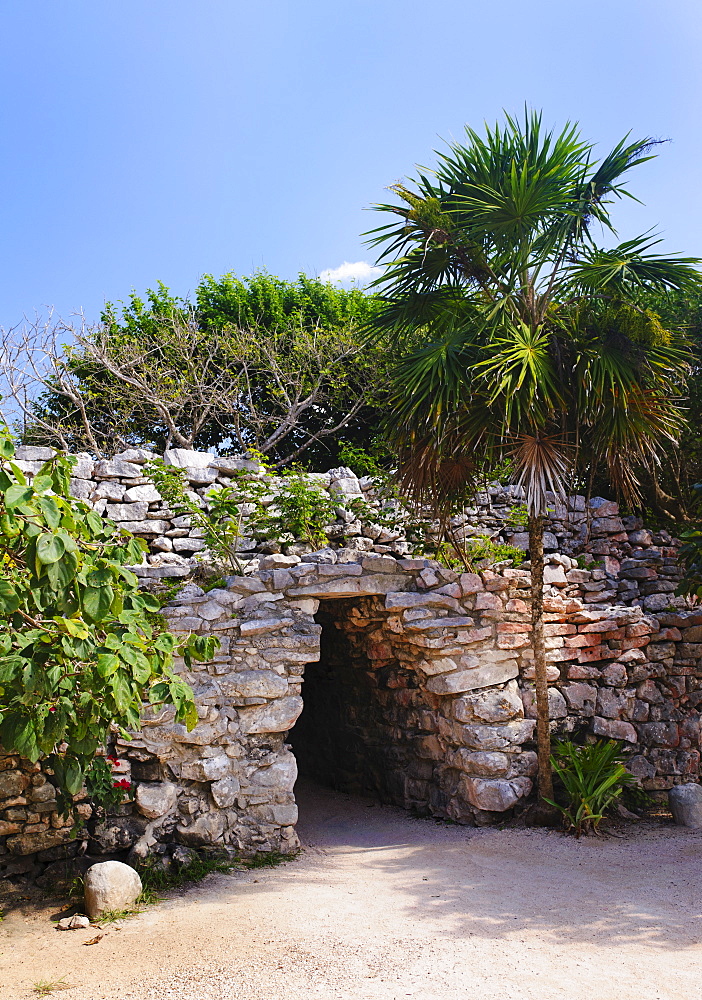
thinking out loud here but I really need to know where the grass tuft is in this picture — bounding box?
[32,980,74,996]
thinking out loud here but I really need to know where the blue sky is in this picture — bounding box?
[1,0,701,324]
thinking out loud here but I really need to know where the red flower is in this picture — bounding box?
[113,778,131,790]
[48,706,56,713]
[106,755,120,766]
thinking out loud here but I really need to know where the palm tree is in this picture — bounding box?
[366,111,700,809]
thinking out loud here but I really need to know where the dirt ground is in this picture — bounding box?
[1,780,701,1000]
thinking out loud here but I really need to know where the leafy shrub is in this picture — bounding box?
[337,441,390,479]
[506,503,529,529]
[422,536,526,572]
[147,460,347,554]
[546,739,637,836]
[145,460,247,573]
[0,433,217,808]
[247,469,340,546]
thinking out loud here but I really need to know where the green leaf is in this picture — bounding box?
[36,533,66,565]
[0,436,14,459]
[96,653,119,677]
[87,568,115,588]
[110,670,133,714]
[82,586,114,622]
[4,484,34,509]
[37,496,61,527]
[0,580,21,614]
[64,759,83,796]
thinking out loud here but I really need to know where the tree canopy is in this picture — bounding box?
[3,273,388,468]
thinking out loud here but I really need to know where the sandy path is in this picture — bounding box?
[2,781,701,1000]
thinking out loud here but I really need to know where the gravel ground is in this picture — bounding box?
[2,780,702,1000]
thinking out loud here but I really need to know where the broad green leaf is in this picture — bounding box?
[0,436,14,459]
[37,533,66,565]
[37,496,61,527]
[4,484,34,509]
[110,670,133,714]
[64,759,83,796]
[96,653,119,677]
[82,585,114,622]
[0,580,20,614]
[87,568,115,588]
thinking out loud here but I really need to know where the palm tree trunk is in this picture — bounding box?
[528,513,554,805]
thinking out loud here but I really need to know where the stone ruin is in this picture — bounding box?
[1,446,701,877]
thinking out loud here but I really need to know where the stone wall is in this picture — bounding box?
[1,446,700,878]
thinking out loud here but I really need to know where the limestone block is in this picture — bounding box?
[592,716,637,742]
[239,618,294,637]
[404,616,476,631]
[163,448,213,468]
[84,861,142,919]
[210,776,241,808]
[596,687,634,720]
[329,475,363,497]
[123,484,162,502]
[270,803,299,826]
[300,547,338,564]
[6,826,76,855]
[106,501,151,522]
[317,563,363,576]
[121,519,171,535]
[449,749,511,777]
[563,682,597,715]
[543,564,568,587]
[173,537,207,553]
[459,573,484,594]
[259,554,301,569]
[181,754,231,782]
[475,592,503,611]
[418,656,459,676]
[426,659,518,694]
[453,681,523,723]
[226,576,268,594]
[94,459,143,478]
[238,695,304,734]
[591,516,625,536]
[458,719,536,751]
[461,775,532,811]
[361,554,400,573]
[135,782,177,819]
[628,529,653,546]
[210,456,263,474]
[522,686,568,720]
[15,445,56,461]
[176,811,226,846]
[221,671,288,699]
[387,593,465,614]
[251,751,297,790]
[90,815,151,853]
[0,770,27,797]
[287,575,413,599]
[668,784,702,828]
[195,600,227,621]
[112,448,159,464]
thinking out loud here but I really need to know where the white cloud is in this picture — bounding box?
[318,260,383,286]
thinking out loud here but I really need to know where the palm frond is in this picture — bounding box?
[569,236,702,294]
[510,432,570,516]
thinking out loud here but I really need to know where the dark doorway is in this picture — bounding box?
[287,598,437,812]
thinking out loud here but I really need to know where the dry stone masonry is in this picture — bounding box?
[1,446,701,877]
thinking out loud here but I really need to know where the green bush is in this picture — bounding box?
[546,739,637,836]
[0,432,217,809]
